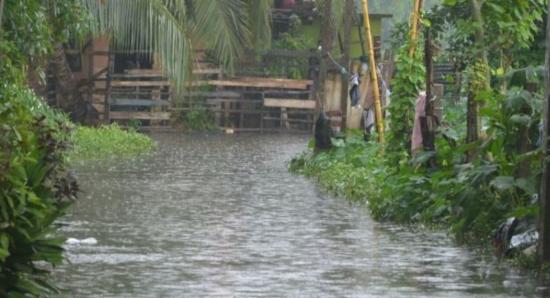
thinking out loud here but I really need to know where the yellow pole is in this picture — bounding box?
[408,0,423,58]
[360,0,384,143]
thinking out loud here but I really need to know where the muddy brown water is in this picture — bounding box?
[54,134,547,297]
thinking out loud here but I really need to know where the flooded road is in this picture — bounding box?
[55,134,543,297]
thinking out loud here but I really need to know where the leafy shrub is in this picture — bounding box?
[290,132,386,202]
[69,124,156,161]
[0,83,78,296]
[291,88,541,244]
[181,107,217,131]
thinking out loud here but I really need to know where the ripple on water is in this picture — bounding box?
[54,134,545,297]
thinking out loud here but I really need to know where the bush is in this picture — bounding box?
[181,107,217,131]
[0,83,78,296]
[290,132,386,202]
[291,88,541,244]
[69,124,156,161]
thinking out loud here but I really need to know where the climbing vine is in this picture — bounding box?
[386,38,425,160]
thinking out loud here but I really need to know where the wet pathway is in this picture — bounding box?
[55,134,543,297]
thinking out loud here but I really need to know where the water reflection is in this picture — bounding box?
[54,134,544,297]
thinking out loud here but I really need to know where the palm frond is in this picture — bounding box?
[247,0,273,50]
[191,0,249,74]
[79,0,272,87]
[80,0,193,90]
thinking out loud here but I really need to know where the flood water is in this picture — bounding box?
[55,134,546,297]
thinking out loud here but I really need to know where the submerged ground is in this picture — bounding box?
[54,134,545,297]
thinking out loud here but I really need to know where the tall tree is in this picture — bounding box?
[317,0,336,106]
[339,0,355,129]
[539,0,550,264]
[465,0,490,160]
[0,0,4,34]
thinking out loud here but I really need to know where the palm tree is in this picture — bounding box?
[80,0,273,90]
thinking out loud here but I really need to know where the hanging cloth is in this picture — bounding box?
[412,91,427,156]
[349,73,361,107]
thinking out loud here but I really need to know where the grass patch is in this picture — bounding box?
[69,124,156,161]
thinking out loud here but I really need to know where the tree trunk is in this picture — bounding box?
[453,67,463,105]
[0,0,6,54]
[317,0,336,109]
[0,0,4,35]
[466,0,490,161]
[422,28,437,168]
[538,0,550,264]
[104,46,114,124]
[339,0,354,130]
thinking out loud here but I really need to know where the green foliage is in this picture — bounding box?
[291,88,542,244]
[1,0,90,77]
[181,107,217,131]
[290,132,385,201]
[69,124,156,161]
[0,1,90,295]
[127,119,142,130]
[270,25,316,79]
[0,82,77,297]
[81,0,272,91]
[386,42,425,159]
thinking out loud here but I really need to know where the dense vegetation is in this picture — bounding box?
[291,0,548,260]
[0,81,78,296]
[292,88,542,244]
[0,0,151,295]
[69,125,156,161]
[0,0,88,295]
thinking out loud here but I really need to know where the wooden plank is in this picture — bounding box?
[263,117,314,124]
[207,79,310,90]
[111,99,170,107]
[110,111,171,120]
[192,68,221,75]
[264,90,311,97]
[126,69,164,76]
[263,98,316,109]
[111,80,171,87]
[113,73,165,79]
[91,103,104,113]
[237,76,313,85]
[171,107,262,114]
[183,91,241,98]
[206,98,261,104]
[92,94,105,103]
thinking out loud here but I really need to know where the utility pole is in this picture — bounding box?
[408,0,423,58]
[360,0,384,143]
[339,0,354,130]
[539,0,550,264]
